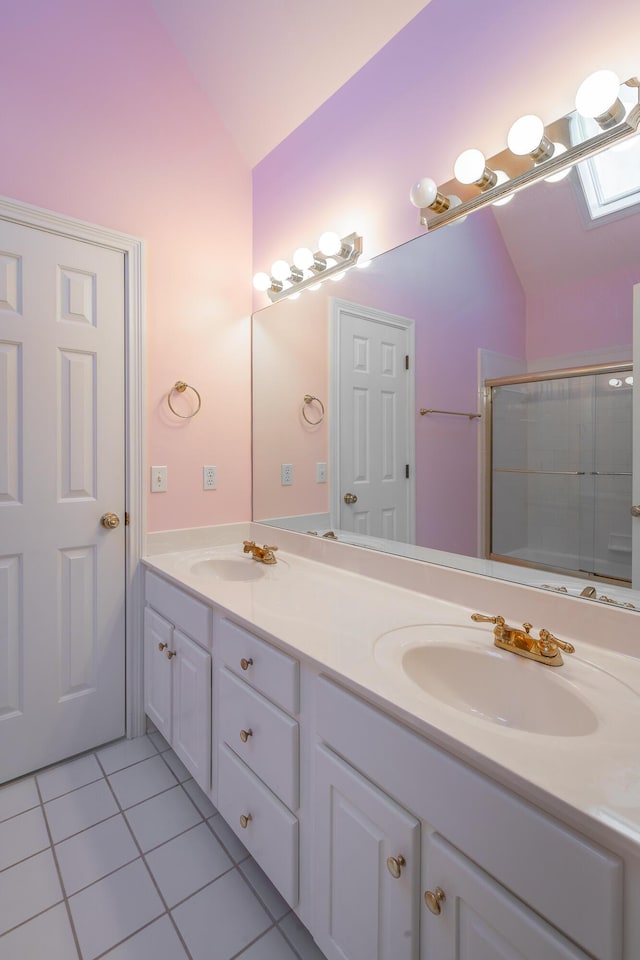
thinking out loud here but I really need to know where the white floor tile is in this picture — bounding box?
[69,859,164,960]
[97,736,158,775]
[0,850,63,935]
[109,755,177,809]
[182,779,217,818]
[148,731,171,754]
[207,814,249,863]
[0,777,39,822]
[102,916,188,960]
[0,806,49,871]
[37,754,103,802]
[279,913,328,960]
[172,870,271,960]
[239,859,290,921]
[146,822,232,907]
[162,751,191,783]
[44,779,119,843]
[125,785,202,852]
[237,927,299,960]
[0,903,77,960]
[55,814,139,895]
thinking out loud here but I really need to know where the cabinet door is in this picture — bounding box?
[143,607,173,741]
[314,744,420,960]
[172,630,211,791]
[422,833,590,960]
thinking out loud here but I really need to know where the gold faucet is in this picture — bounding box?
[471,613,575,666]
[242,540,278,564]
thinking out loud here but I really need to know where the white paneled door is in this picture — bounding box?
[331,300,415,542]
[0,218,125,783]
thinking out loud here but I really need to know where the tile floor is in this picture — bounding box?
[0,733,327,960]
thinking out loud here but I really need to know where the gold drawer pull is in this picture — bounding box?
[240,657,253,671]
[424,887,446,915]
[158,642,167,653]
[165,649,176,660]
[386,855,406,879]
[240,813,253,829]
[240,728,253,743]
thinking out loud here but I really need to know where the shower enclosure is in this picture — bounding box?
[487,363,633,583]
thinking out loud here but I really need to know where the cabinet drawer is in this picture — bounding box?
[219,668,299,810]
[218,745,298,907]
[218,618,299,714]
[145,572,211,648]
[316,677,622,960]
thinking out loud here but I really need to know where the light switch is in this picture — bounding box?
[151,466,167,492]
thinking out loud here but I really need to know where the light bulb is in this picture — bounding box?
[544,144,572,183]
[507,115,545,155]
[625,376,634,386]
[293,247,314,270]
[609,378,623,387]
[446,195,468,225]
[329,271,346,282]
[253,272,272,292]
[308,282,322,291]
[318,232,342,257]
[575,70,623,126]
[454,149,486,184]
[409,176,450,213]
[287,292,301,300]
[356,259,372,269]
[492,171,514,206]
[271,259,291,282]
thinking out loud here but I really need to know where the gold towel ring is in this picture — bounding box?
[168,381,202,419]
[302,394,325,425]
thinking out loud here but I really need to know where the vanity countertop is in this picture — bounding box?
[143,525,640,857]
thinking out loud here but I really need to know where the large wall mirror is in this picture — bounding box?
[252,125,640,612]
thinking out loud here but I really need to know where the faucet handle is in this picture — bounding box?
[471,613,505,625]
[263,545,278,552]
[538,629,575,655]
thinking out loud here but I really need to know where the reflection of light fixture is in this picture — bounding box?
[609,378,623,387]
[626,376,634,385]
[253,231,364,302]
[409,177,450,213]
[492,171,514,206]
[454,149,497,190]
[411,72,640,232]
[575,70,625,129]
[507,114,554,162]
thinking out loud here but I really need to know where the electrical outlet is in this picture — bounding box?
[203,465,217,490]
[151,465,167,492]
[281,463,293,486]
[316,462,327,483]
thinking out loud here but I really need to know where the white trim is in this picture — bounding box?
[633,283,640,592]
[329,297,416,543]
[0,194,146,739]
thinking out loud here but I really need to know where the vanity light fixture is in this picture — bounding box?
[253,231,364,302]
[411,71,640,232]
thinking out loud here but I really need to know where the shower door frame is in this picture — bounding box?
[483,360,633,585]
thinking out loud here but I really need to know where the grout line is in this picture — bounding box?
[34,766,84,959]
[226,921,278,960]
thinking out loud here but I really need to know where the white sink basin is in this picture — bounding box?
[174,549,289,582]
[375,624,600,736]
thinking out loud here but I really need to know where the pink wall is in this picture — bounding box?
[252,0,640,293]
[1,0,252,532]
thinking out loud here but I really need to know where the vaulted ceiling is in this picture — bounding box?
[148,0,431,166]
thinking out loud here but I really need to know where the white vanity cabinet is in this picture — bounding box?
[215,616,300,908]
[314,676,622,960]
[143,573,212,790]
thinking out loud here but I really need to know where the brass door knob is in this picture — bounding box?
[165,649,176,660]
[240,813,252,829]
[343,493,358,504]
[386,855,406,879]
[158,642,167,653]
[631,505,640,517]
[240,657,253,671]
[100,512,120,529]
[240,728,253,743]
[424,887,446,915]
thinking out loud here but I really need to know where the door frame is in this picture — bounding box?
[0,194,146,739]
[633,282,639,590]
[329,297,416,542]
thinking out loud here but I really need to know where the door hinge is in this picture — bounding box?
[125,512,130,526]
[405,354,409,370]
[405,464,410,479]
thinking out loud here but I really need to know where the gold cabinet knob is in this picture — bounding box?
[386,855,406,879]
[343,492,358,504]
[239,813,252,829]
[158,642,167,653]
[240,657,253,671]
[424,887,446,915]
[240,728,253,743]
[100,512,120,529]
[165,649,176,660]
